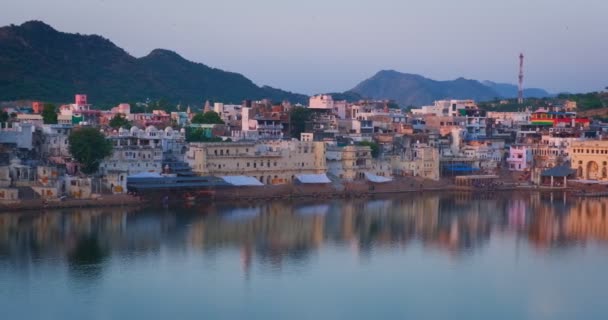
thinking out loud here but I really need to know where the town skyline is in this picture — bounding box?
[1,0,607,95]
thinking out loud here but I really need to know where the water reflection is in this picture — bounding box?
[1,192,608,274]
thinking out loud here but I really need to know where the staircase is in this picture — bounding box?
[326,173,345,192]
[16,187,40,200]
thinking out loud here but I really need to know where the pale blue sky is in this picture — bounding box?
[2,0,607,94]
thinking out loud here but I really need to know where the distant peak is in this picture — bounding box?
[20,20,56,32]
[374,70,423,79]
[146,49,184,59]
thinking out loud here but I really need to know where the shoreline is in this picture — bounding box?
[1,179,584,213]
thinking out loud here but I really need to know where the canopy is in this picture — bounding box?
[220,175,264,186]
[127,172,162,178]
[364,172,392,183]
[541,165,575,177]
[295,174,331,184]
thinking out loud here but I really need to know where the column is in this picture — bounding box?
[551,176,554,187]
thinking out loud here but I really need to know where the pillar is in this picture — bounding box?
[563,176,567,188]
[551,176,554,187]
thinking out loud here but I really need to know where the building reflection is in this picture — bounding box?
[2,193,608,277]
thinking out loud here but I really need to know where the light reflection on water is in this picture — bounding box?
[1,192,608,319]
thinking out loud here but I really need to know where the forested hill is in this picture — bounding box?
[0,21,307,105]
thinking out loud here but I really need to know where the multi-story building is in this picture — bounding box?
[309,95,334,110]
[411,100,477,117]
[391,142,440,180]
[186,141,326,185]
[0,122,34,150]
[507,144,532,171]
[530,135,584,169]
[40,124,73,158]
[99,126,171,192]
[569,140,608,180]
[326,145,372,180]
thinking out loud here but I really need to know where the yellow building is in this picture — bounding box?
[569,140,608,180]
[326,145,372,180]
[186,141,326,185]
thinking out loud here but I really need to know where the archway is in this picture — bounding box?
[577,166,583,178]
[587,161,600,180]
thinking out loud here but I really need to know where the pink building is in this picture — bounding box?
[75,94,88,106]
[32,101,43,114]
[507,144,532,171]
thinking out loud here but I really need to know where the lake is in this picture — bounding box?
[1,192,608,319]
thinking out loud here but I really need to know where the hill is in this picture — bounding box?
[481,81,551,99]
[349,70,551,106]
[0,21,307,105]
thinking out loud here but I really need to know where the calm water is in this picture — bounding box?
[2,192,608,319]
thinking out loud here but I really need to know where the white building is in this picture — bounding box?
[40,124,74,158]
[411,100,477,117]
[0,122,34,150]
[99,126,184,192]
[309,95,334,110]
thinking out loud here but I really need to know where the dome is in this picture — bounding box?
[9,157,22,166]
[164,127,173,133]
[145,125,158,133]
[130,126,140,134]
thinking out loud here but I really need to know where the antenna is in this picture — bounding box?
[518,53,524,104]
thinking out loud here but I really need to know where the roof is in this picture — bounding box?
[364,172,393,183]
[221,175,264,186]
[541,165,575,177]
[295,173,331,184]
[127,172,162,178]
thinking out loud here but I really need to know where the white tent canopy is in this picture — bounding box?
[295,174,331,184]
[364,172,392,183]
[221,175,264,186]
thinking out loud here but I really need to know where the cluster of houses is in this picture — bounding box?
[1,92,607,203]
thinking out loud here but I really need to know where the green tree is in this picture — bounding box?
[68,127,113,174]
[42,104,58,124]
[0,111,8,123]
[191,111,224,124]
[109,113,132,129]
[358,141,380,158]
[289,107,312,139]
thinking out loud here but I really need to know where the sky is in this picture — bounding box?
[2,0,607,95]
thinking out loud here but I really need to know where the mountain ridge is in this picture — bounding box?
[348,70,551,106]
[0,20,307,105]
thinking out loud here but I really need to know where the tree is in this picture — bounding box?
[0,111,8,123]
[68,127,113,174]
[185,127,223,142]
[191,111,224,124]
[42,103,58,124]
[289,107,313,139]
[109,113,132,129]
[358,141,380,158]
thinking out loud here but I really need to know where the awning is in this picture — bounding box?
[295,174,331,184]
[127,172,162,178]
[541,165,575,177]
[364,172,392,183]
[221,175,264,186]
